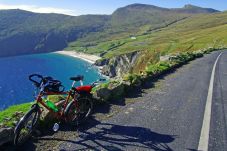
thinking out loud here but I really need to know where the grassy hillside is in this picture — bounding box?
[116,12,227,56]
[67,11,227,57]
[66,11,227,73]
[66,4,221,56]
[0,9,110,57]
[0,4,218,57]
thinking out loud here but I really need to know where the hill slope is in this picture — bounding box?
[111,4,218,29]
[68,11,227,75]
[0,4,219,57]
[66,4,220,56]
[0,9,110,57]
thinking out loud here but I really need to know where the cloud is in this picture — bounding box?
[0,4,76,16]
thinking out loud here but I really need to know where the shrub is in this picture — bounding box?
[145,61,171,75]
[123,74,141,85]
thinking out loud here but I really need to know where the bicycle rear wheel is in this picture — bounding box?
[65,96,93,125]
[14,105,40,146]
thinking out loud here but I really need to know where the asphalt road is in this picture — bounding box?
[209,51,227,151]
[55,50,226,151]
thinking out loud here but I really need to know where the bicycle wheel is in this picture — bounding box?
[65,96,93,125]
[14,105,40,146]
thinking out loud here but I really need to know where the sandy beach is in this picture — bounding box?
[55,50,101,64]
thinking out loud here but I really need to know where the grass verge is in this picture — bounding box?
[0,102,33,128]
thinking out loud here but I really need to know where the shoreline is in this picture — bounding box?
[55,50,101,64]
[56,50,108,78]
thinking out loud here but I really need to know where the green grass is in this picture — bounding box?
[65,12,227,77]
[66,11,227,60]
[146,61,171,75]
[0,102,33,127]
[123,74,142,85]
[0,95,65,128]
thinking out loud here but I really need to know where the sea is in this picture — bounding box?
[0,52,103,111]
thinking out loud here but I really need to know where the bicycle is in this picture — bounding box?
[14,74,104,145]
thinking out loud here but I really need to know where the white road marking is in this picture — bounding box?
[198,52,223,151]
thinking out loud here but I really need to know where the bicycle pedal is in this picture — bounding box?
[53,123,60,132]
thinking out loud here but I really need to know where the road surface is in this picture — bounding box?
[58,50,227,151]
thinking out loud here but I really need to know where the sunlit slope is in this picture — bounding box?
[0,4,219,57]
[68,12,227,58]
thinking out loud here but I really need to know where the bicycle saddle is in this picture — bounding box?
[70,75,84,81]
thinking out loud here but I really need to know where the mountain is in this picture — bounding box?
[66,4,221,56]
[111,4,219,28]
[0,4,220,57]
[176,4,219,13]
[111,4,180,29]
[0,9,110,57]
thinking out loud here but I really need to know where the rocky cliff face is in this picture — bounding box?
[95,51,141,78]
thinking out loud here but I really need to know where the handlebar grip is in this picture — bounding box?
[29,74,44,87]
[99,78,106,82]
[29,74,43,80]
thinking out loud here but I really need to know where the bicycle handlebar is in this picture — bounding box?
[29,74,44,87]
[91,78,106,88]
[29,74,105,92]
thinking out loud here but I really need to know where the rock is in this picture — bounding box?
[134,78,142,87]
[12,121,18,126]
[108,82,125,100]
[12,111,24,118]
[93,87,112,102]
[122,80,132,87]
[4,117,11,121]
[102,65,116,78]
[140,74,149,82]
[160,55,171,61]
[98,51,141,78]
[94,58,109,66]
[123,80,134,92]
[0,128,14,146]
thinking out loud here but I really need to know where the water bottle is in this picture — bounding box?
[45,100,59,112]
[53,123,59,132]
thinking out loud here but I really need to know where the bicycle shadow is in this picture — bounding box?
[41,118,176,151]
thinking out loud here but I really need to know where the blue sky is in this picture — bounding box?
[0,0,226,16]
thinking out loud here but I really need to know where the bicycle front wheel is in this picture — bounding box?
[14,105,40,146]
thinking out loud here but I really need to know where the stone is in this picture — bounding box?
[4,117,11,121]
[160,55,170,61]
[93,87,111,102]
[94,58,109,66]
[98,51,141,78]
[12,111,24,118]
[108,82,125,100]
[12,121,18,126]
[0,128,14,146]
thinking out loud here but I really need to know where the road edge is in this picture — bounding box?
[198,52,223,151]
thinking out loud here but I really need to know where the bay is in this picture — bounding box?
[0,53,102,111]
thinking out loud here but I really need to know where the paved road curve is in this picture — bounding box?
[59,50,227,151]
[209,51,227,151]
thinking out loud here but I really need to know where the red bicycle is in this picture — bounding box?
[14,74,104,145]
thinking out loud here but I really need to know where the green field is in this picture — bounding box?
[65,11,227,73]
[67,12,227,59]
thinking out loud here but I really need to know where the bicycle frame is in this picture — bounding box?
[35,81,80,121]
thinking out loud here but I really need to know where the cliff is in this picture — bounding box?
[95,51,141,78]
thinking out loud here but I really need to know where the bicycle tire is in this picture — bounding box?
[14,105,40,146]
[65,96,93,125]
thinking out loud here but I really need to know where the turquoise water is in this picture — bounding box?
[0,53,102,111]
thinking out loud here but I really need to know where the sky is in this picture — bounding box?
[0,0,226,16]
